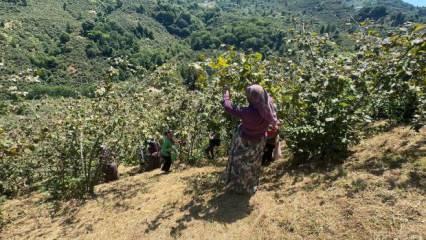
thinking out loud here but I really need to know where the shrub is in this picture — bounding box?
[85,43,100,58]
[39,82,168,199]
[360,24,426,126]
[283,72,364,162]
[155,11,175,25]
[81,20,95,35]
[209,45,366,163]
[59,32,70,44]
[26,85,78,99]
[134,23,154,39]
[179,63,208,90]
[0,101,8,115]
[0,123,42,197]
[136,5,145,14]
[30,53,58,69]
[357,6,388,21]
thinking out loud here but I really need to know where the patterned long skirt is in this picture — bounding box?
[225,128,266,194]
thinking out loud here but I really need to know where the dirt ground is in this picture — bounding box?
[1,126,425,240]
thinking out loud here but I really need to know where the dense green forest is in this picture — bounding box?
[0,0,425,99]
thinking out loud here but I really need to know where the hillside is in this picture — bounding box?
[1,0,425,99]
[1,1,425,239]
[0,0,189,97]
[1,125,425,239]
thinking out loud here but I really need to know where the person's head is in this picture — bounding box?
[245,84,279,125]
[100,144,109,155]
[246,84,266,106]
[165,129,173,139]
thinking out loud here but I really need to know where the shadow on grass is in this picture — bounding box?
[169,154,349,238]
[170,191,252,238]
[93,180,149,201]
[151,170,253,238]
[144,202,178,234]
[260,153,348,195]
[41,199,87,237]
[355,137,426,192]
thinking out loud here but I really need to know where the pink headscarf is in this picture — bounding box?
[246,85,278,126]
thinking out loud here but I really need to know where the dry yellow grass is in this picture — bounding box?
[1,126,425,240]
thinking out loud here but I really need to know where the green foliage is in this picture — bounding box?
[282,65,364,162]
[1,0,424,100]
[136,4,145,14]
[207,24,425,162]
[59,32,71,44]
[391,12,406,26]
[0,101,8,115]
[26,85,78,99]
[0,202,4,230]
[134,23,154,40]
[350,178,368,193]
[30,53,58,69]
[39,82,133,199]
[80,17,175,73]
[209,51,265,93]
[82,19,137,58]
[357,23,426,126]
[85,43,100,59]
[130,49,169,71]
[190,19,285,52]
[208,45,365,162]
[1,0,426,200]
[179,63,208,90]
[81,20,95,35]
[0,71,227,198]
[358,6,388,21]
[155,10,175,26]
[152,3,201,38]
[190,31,221,50]
[0,121,42,197]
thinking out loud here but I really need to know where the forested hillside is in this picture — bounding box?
[0,1,425,239]
[0,0,425,99]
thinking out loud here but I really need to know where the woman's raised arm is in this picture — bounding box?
[223,90,244,118]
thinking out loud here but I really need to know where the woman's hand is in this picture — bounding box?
[275,119,281,129]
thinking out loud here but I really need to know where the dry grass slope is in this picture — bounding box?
[1,126,425,240]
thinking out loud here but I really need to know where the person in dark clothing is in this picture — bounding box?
[103,162,119,182]
[205,132,221,159]
[262,105,280,166]
[140,139,161,172]
[99,145,119,182]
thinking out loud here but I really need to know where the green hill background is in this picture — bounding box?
[1,0,425,99]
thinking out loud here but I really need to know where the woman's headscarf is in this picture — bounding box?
[246,84,278,126]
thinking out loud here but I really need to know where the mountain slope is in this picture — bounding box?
[2,125,425,239]
[0,0,425,99]
[0,0,188,92]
